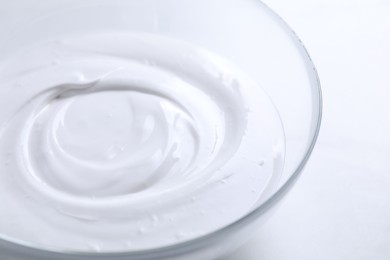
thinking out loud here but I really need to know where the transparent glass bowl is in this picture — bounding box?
[0,0,322,259]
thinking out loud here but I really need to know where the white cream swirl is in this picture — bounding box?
[0,33,285,252]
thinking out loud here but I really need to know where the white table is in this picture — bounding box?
[223,1,390,259]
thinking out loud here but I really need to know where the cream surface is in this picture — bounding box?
[0,33,285,252]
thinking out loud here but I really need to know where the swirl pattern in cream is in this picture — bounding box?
[0,33,285,252]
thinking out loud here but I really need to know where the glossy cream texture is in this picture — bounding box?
[0,33,285,252]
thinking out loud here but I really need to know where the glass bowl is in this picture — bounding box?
[0,0,322,259]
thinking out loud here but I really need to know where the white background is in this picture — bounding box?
[223,0,390,259]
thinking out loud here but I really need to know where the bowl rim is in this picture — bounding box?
[0,0,322,257]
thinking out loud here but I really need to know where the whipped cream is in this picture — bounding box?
[0,33,285,252]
